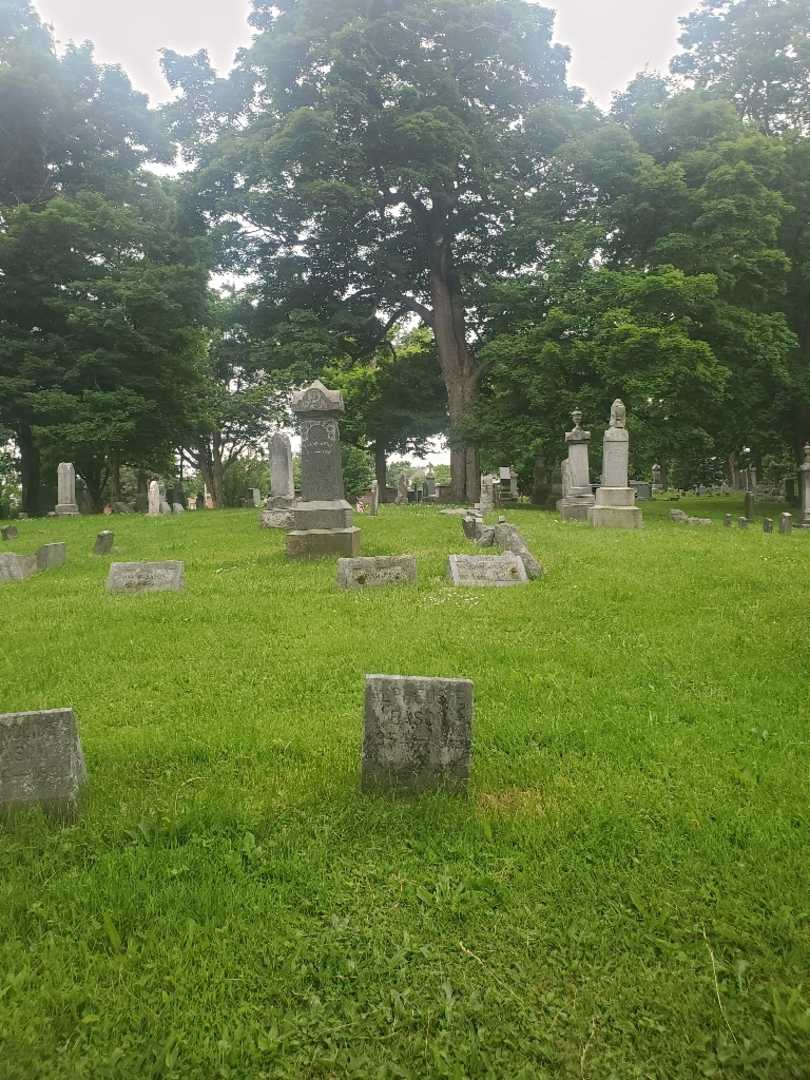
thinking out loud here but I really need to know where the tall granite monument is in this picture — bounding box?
[55,463,79,516]
[286,381,360,558]
[588,400,643,529]
[558,409,595,521]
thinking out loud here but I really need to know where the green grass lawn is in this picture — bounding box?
[1,497,809,1079]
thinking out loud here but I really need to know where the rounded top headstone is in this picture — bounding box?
[292,380,345,417]
[609,400,626,429]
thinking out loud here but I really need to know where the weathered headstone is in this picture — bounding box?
[780,512,793,534]
[336,555,417,589]
[368,480,379,516]
[763,517,773,533]
[106,561,184,593]
[630,481,652,501]
[448,551,529,586]
[159,499,172,515]
[147,480,161,516]
[1,525,18,541]
[395,473,409,506]
[801,444,810,528]
[670,509,689,522]
[55,463,79,516]
[479,474,496,515]
[652,463,663,493]
[744,490,755,521]
[724,514,733,526]
[739,517,749,529]
[0,708,87,819]
[588,400,643,529]
[37,543,65,571]
[94,530,114,555]
[492,522,543,579]
[558,409,595,521]
[0,553,38,584]
[361,675,473,794]
[424,467,436,498]
[286,381,360,558]
[686,517,712,526]
[172,503,184,514]
[250,487,262,508]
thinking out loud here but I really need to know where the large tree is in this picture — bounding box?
[163,0,583,500]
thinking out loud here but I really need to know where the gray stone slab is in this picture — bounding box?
[94,531,114,555]
[261,507,294,529]
[337,555,417,589]
[362,675,473,794]
[286,527,361,560]
[0,708,86,818]
[0,553,38,584]
[37,543,66,570]
[448,552,529,587]
[780,512,793,535]
[1,526,18,541]
[492,523,543,579]
[106,561,184,593]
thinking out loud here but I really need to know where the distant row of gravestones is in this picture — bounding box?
[0,675,474,819]
[670,508,801,533]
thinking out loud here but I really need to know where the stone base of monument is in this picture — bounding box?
[292,500,354,531]
[557,495,595,521]
[588,487,643,529]
[287,527,361,559]
[261,500,295,529]
[55,503,79,516]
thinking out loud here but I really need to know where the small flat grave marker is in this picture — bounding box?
[1,526,18,541]
[337,555,417,589]
[362,675,473,794]
[106,561,184,594]
[448,552,528,587]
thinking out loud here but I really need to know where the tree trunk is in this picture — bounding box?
[197,435,226,507]
[429,242,479,503]
[374,442,387,493]
[18,425,42,516]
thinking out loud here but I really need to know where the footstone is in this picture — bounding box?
[55,462,79,516]
[361,675,473,794]
[337,555,417,589]
[0,708,86,819]
[37,543,65,571]
[724,514,733,527]
[763,518,773,534]
[493,522,544,579]
[448,552,529,587]
[94,530,114,555]
[106,561,184,593]
[1,526,18,541]
[780,513,793,535]
[0,553,38,584]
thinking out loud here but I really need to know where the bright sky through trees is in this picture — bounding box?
[34,0,696,108]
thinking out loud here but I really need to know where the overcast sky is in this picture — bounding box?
[34,0,697,109]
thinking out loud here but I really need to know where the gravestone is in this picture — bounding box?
[670,509,689,522]
[744,490,755,521]
[336,555,417,589]
[780,512,793,534]
[250,487,262,508]
[588,400,643,529]
[763,518,773,534]
[724,514,733,526]
[147,480,161,516]
[94,530,114,555]
[479,474,496,515]
[37,543,65,571]
[448,551,529,587]
[55,463,79,516]
[462,513,482,541]
[652,463,663,493]
[531,453,551,506]
[361,675,473,794]
[0,708,87,819]
[492,522,543,579]
[368,480,379,516]
[739,517,749,529]
[630,481,652,501]
[801,445,810,528]
[558,409,595,521]
[395,473,408,506]
[686,517,712,526]
[424,467,436,498]
[172,503,184,514]
[286,381,360,558]
[1,526,18,541]
[159,499,172,515]
[106,561,185,593]
[0,553,38,584]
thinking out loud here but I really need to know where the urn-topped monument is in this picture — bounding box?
[286,380,361,558]
[558,409,595,521]
[587,399,643,529]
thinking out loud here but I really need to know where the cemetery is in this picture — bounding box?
[2,0,810,1076]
